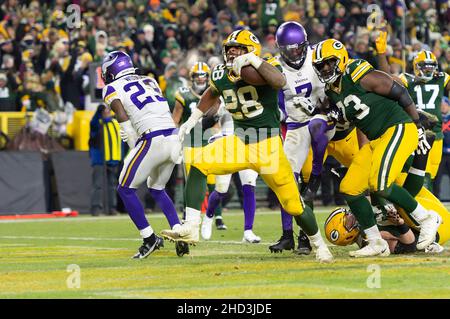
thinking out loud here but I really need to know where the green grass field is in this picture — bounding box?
[0,208,449,299]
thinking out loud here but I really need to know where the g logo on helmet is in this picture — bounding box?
[330,229,339,242]
[249,34,260,44]
[332,41,343,50]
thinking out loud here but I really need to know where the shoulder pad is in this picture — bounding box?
[345,59,373,82]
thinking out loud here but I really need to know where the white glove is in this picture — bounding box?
[293,96,316,115]
[232,52,263,76]
[119,120,138,149]
[416,126,431,155]
[178,108,204,143]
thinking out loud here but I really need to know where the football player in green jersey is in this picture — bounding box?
[162,29,333,263]
[376,33,450,191]
[312,39,442,257]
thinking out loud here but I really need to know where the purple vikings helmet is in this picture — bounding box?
[276,21,309,70]
[101,51,136,84]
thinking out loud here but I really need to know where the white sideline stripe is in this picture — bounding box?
[0,235,290,246]
[0,210,330,224]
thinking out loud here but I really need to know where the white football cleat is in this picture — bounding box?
[161,220,200,244]
[314,244,333,263]
[416,210,442,250]
[201,215,213,240]
[242,230,261,243]
[349,238,390,258]
[424,242,444,254]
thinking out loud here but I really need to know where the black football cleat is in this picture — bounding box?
[269,230,295,253]
[295,230,312,255]
[215,218,228,230]
[175,241,190,257]
[132,235,164,259]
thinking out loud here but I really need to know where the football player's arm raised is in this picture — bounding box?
[110,99,139,148]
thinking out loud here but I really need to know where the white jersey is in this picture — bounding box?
[279,46,326,124]
[103,74,175,135]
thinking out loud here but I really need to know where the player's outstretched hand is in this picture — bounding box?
[178,108,204,143]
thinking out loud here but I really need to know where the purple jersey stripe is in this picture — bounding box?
[122,139,151,188]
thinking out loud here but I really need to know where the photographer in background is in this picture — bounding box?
[88,104,123,216]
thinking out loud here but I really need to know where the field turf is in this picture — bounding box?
[0,208,449,299]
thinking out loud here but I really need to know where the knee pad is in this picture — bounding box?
[215,181,230,194]
[281,196,302,216]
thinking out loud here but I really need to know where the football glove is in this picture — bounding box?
[416,125,431,155]
[375,30,387,54]
[232,52,263,76]
[303,173,321,203]
[178,108,204,143]
[293,96,316,115]
[119,120,138,149]
[417,109,439,131]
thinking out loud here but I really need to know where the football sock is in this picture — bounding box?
[344,194,377,230]
[185,207,201,223]
[379,184,418,213]
[140,226,154,239]
[148,188,180,228]
[309,118,329,177]
[185,166,207,211]
[410,203,429,222]
[293,205,318,236]
[402,167,425,197]
[281,208,293,231]
[206,190,225,218]
[308,230,326,248]
[423,173,433,192]
[243,185,256,231]
[364,225,382,242]
[117,186,149,230]
[207,183,223,218]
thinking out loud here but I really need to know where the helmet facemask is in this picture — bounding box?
[416,61,438,82]
[222,44,249,69]
[192,72,209,95]
[313,57,342,84]
[279,41,309,70]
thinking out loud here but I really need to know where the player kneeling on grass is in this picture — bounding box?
[161,29,333,263]
[324,206,446,254]
[101,51,188,259]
